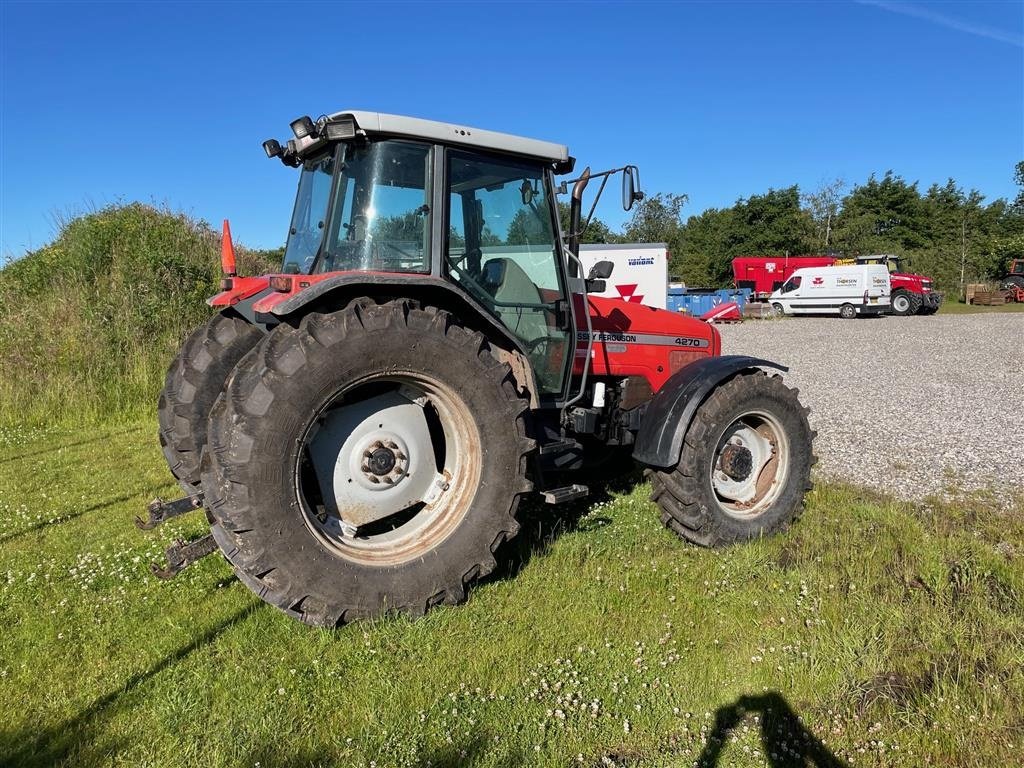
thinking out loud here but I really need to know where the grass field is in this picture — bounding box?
[1,422,1022,768]
[936,300,1024,314]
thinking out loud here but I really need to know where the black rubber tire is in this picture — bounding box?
[771,302,785,317]
[891,290,923,317]
[919,305,938,315]
[839,303,857,319]
[891,291,912,316]
[650,371,814,547]
[158,312,263,493]
[202,300,534,626]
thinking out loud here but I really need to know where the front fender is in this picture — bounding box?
[631,355,786,468]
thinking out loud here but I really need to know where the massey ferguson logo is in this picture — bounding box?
[812,277,824,286]
[615,283,646,304]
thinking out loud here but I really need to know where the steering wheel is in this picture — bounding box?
[448,246,482,270]
[523,335,564,354]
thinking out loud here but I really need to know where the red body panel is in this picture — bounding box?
[211,272,717,396]
[207,275,271,306]
[574,295,719,393]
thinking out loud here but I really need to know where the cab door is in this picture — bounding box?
[444,149,573,398]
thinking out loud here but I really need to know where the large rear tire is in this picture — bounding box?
[202,300,533,626]
[650,372,814,547]
[891,290,922,316]
[158,312,263,493]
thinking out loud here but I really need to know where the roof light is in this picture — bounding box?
[262,138,283,158]
[290,115,316,139]
[322,117,356,141]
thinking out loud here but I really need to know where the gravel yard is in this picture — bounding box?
[717,312,1024,503]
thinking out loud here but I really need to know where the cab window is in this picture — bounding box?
[781,276,802,293]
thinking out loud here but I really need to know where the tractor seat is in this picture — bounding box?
[482,256,548,342]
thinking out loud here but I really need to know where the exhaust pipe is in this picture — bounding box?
[567,167,591,273]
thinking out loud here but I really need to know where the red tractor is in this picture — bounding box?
[1002,258,1024,300]
[146,111,814,626]
[853,254,941,316]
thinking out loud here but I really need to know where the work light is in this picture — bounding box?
[290,116,316,139]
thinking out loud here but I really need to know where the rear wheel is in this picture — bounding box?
[839,303,857,319]
[650,372,814,547]
[891,291,922,316]
[158,312,263,493]
[202,300,533,626]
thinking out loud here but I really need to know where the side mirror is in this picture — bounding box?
[588,260,614,280]
[586,260,614,293]
[622,166,644,211]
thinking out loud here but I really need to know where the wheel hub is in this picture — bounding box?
[712,425,775,505]
[306,391,439,527]
[719,444,753,481]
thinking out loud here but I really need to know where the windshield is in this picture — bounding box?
[317,140,432,274]
[282,152,335,274]
[281,141,433,275]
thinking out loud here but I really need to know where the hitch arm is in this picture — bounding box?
[150,534,219,580]
[135,493,205,530]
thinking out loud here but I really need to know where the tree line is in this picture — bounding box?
[577,162,1024,297]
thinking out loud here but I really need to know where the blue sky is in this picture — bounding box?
[1,1,1022,258]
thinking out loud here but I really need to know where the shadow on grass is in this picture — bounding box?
[694,691,847,768]
[0,486,164,545]
[0,425,148,466]
[490,452,645,584]
[0,600,262,768]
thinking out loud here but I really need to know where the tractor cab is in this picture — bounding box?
[219,111,643,405]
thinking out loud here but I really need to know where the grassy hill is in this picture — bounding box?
[0,205,279,425]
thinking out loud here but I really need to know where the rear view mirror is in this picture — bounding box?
[586,260,614,293]
[588,260,614,280]
[622,166,644,211]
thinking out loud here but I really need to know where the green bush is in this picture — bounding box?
[0,204,279,425]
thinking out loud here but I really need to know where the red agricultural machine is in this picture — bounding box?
[1002,258,1024,297]
[145,111,814,626]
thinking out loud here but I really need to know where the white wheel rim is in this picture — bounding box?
[296,374,481,566]
[710,410,790,519]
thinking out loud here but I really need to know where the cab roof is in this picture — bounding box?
[330,110,570,163]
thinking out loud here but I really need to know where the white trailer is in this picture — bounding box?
[578,243,669,309]
[769,264,891,319]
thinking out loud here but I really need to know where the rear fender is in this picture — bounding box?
[631,355,786,468]
[266,274,523,351]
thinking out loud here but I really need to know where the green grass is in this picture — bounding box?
[936,300,1024,314]
[1,422,1022,768]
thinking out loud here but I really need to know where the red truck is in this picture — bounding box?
[733,254,941,316]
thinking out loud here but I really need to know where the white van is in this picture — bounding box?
[770,264,890,319]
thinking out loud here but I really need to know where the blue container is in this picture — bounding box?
[667,287,752,316]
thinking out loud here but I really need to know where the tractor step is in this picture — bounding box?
[135,493,205,530]
[540,484,589,504]
[538,439,582,455]
[150,534,219,580]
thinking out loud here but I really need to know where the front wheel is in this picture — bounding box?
[650,371,814,547]
[771,302,785,317]
[202,301,534,626]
